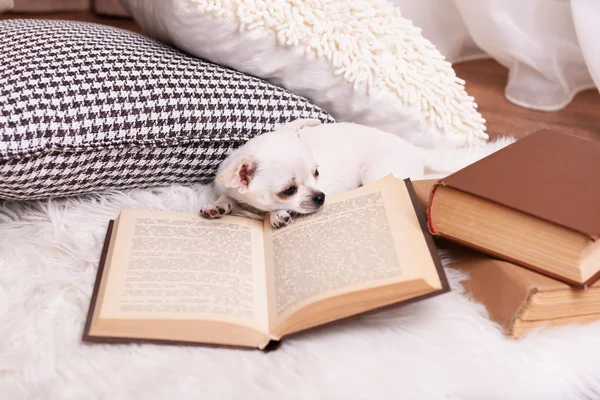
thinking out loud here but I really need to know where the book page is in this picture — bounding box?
[263,175,441,327]
[97,210,269,332]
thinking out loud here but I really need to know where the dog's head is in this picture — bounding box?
[216,119,326,214]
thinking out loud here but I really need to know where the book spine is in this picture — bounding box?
[426,182,443,235]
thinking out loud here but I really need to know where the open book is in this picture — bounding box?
[83,175,449,350]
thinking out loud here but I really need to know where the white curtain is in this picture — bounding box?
[394,0,600,112]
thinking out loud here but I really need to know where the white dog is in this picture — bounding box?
[200,119,514,227]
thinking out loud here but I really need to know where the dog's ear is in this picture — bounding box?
[274,118,322,133]
[217,155,258,193]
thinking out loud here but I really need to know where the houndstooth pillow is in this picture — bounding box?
[0,19,334,201]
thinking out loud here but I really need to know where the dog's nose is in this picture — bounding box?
[312,192,325,206]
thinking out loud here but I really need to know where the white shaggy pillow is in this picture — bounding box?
[122,0,488,148]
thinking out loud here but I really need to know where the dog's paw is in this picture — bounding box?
[200,197,234,219]
[270,210,293,229]
[200,203,225,219]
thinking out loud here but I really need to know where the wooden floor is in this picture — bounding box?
[454,61,600,142]
[3,11,600,143]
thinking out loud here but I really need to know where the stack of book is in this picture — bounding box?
[414,129,600,338]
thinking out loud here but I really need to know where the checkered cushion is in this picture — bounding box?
[0,19,334,201]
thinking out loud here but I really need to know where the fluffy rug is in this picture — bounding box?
[2,140,600,400]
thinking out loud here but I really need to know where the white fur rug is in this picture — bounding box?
[2,141,600,400]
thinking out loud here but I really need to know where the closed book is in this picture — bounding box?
[448,250,600,338]
[427,130,600,287]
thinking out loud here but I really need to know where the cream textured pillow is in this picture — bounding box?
[122,0,488,148]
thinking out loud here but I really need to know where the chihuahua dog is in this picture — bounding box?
[200,119,514,227]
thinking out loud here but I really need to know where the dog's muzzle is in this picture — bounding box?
[299,191,326,213]
[312,192,325,207]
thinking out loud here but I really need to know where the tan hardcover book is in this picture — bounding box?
[427,130,600,287]
[83,176,449,350]
[448,250,600,338]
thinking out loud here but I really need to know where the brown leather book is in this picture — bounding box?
[83,176,449,350]
[427,130,600,288]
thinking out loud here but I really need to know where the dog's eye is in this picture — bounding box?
[280,186,298,197]
[314,169,319,178]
